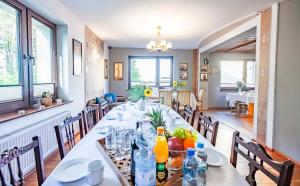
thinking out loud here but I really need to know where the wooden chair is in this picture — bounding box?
[230,131,294,186]
[159,90,173,106]
[82,105,100,135]
[177,90,191,110]
[101,100,110,116]
[196,88,204,111]
[197,112,219,146]
[54,114,84,159]
[0,136,45,186]
[172,99,180,113]
[183,105,195,125]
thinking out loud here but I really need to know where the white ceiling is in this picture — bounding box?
[59,0,281,49]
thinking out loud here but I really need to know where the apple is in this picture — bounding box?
[168,137,183,150]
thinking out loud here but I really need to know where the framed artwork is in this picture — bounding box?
[104,59,108,79]
[180,71,188,80]
[201,65,208,72]
[72,39,82,76]
[200,73,208,81]
[114,62,123,80]
[179,63,188,71]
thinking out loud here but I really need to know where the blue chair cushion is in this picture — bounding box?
[104,92,117,103]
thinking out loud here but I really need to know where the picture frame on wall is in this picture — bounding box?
[200,73,208,81]
[114,62,123,80]
[179,63,188,71]
[180,71,188,80]
[201,65,208,72]
[72,39,82,76]
[104,59,108,79]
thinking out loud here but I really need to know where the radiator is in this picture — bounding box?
[0,111,70,180]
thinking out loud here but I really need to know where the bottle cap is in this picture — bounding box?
[187,148,195,156]
[197,142,204,148]
[157,127,164,134]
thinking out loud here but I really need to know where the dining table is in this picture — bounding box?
[42,103,248,186]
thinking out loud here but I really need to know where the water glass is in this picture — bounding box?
[114,129,125,160]
[123,129,134,159]
[117,112,123,121]
[105,127,116,153]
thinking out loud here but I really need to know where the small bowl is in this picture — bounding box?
[167,149,187,170]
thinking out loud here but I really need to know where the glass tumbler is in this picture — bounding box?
[114,129,125,161]
[105,127,116,153]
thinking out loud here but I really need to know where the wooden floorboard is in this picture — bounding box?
[24,112,300,186]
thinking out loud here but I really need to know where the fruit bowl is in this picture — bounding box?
[167,149,187,170]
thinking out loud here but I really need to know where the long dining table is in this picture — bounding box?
[42,103,248,186]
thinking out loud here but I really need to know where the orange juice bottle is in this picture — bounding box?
[153,127,169,185]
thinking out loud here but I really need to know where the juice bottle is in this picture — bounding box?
[153,127,169,185]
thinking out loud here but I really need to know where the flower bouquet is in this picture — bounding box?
[172,80,186,92]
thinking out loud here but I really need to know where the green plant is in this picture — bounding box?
[236,80,246,90]
[127,85,152,102]
[146,109,166,131]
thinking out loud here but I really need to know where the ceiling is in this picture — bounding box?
[59,0,281,49]
[208,27,257,53]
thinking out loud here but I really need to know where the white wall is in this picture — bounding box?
[274,0,300,162]
[109,48,194,96]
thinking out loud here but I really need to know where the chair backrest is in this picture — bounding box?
[101,100,110,116]
[54,114,84,159]
[230,131,294,186]
[0,136,45,186]
[159,90,173,106]
[82,105,100,135]
[177,90,191,106]
[198,88,204,101]
[183,105,195,125]
[197,112,219,146]
[172,100,180,113]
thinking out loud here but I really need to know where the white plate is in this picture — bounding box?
[205,148,227,167]
[53,158,90,182]
[106,114,117,120]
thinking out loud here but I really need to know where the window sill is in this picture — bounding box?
[220,87,255,92]
[0,100,73,123]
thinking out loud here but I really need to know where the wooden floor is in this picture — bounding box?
[24,113,300,186]
[207,108,254,138]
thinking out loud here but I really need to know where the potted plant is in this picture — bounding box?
[41,91,53,106]
[127,85,152,111]
[236,80,246,93]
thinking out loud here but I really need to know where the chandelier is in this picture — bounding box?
[146,26,172,52]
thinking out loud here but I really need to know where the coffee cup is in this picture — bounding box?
[86,160,104,185]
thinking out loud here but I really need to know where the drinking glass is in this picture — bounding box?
[105,127,116,153]
[114,128,125,161]
[123,129,134,159]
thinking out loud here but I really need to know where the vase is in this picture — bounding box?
[137,99,146,111]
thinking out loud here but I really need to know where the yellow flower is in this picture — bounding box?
[144,87,153,97]
[173,81,178,87]
[181,81,187,86]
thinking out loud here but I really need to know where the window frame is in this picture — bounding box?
[0,0,57,114]
[27,8,57,105]
[128,56,173,89]
[219,59,256,90]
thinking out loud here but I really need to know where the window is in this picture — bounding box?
[0,0,56,114]
[129,56,173,88]
[220,60,255,88]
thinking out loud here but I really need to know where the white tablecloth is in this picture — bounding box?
[225,92,255,107]
[42,104,247,186]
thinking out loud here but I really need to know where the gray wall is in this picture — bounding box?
[207,52,255,108]
[109,48,193,96]
[274,0,300,161]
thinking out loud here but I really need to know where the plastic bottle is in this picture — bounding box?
[195,142,207,186]
[183,148,198,186]
[153,127,169,185]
